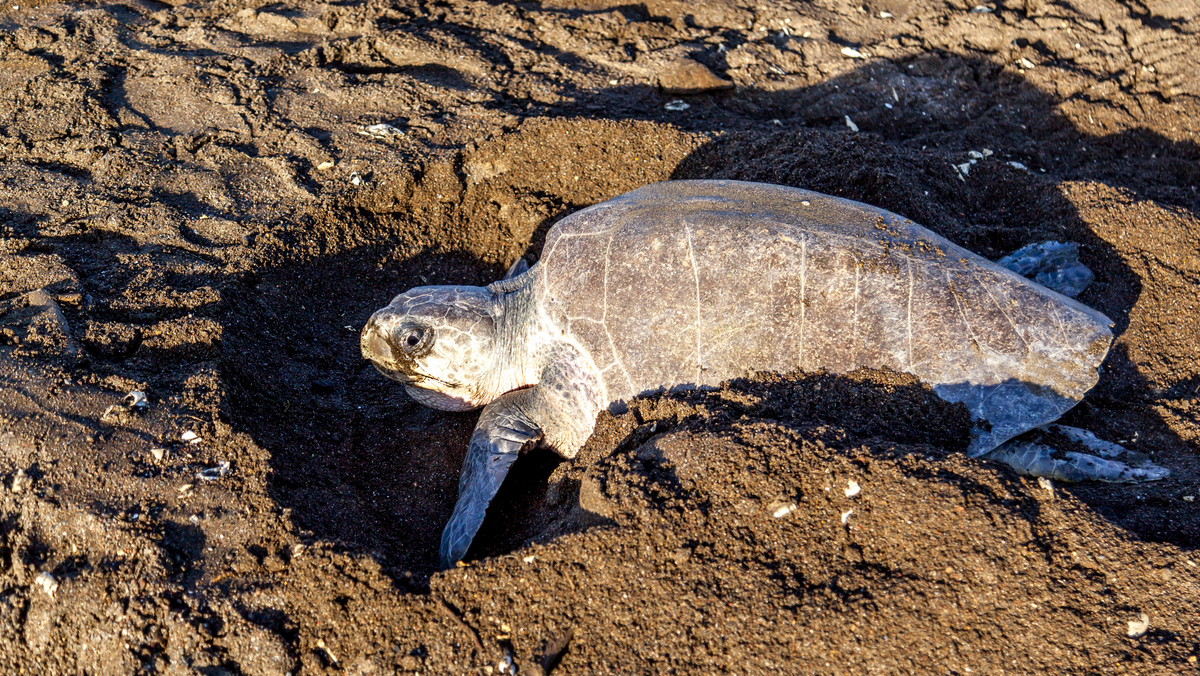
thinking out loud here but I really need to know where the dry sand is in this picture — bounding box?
[0,0,1198,672]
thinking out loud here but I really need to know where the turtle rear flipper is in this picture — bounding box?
[997,241,1094,298]
[983,436,1170,483]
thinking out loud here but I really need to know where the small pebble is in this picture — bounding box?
[317,161,334,171]
[522,555,536,563]
[840,47,866,59]
[178,483,193,493]
[150,448,166,462]
[181,430,200,443]
[845,480,861,498]
[350,172,363,186]
[664,100,690,111]
[969,4,993,12]
[34,571,57,597]
[1007,161,1029,170]
[1183,495,1194,502]
[879,11,893,17]
[841,509,854,524]
[1017,57,1036,69]
[1038,477,1054,492]
[844,115,859,132]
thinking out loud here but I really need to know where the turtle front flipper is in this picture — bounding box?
[439,343,605,568]
[983,432,1170,483]
[439,391,542,568]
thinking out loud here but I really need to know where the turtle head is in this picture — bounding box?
[361,285,499,411]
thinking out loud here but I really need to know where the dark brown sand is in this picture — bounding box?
[1,0,1198,672]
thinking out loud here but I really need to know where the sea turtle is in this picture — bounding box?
[360,180,1169,567]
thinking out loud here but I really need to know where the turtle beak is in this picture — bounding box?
[361,315,401,369]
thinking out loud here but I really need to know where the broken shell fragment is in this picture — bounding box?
[34,571,57,597]
[181,430,200,443]
[358,123,404,140]
[769,500,797,518]
[845,480,862,498]
[196,462,231,481]
[124,391,148,409]
[1127,613,1150,638]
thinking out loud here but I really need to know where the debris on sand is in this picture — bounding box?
[845,479,862,497]
[8,468,28,494]
[123,391,148,410]
[664,100,691,111]
[34,572,57,597]
[1127,613,1150,638]
[844,115,859,132]
[770,500,797,518]
[181,430,200,444]
[316,639,340,667]
[196,462,230,481]
[841,47,866,59]
[358,123,405,140]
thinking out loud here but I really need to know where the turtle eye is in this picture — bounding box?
[398,326,428,352]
